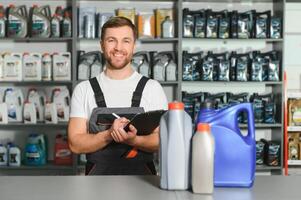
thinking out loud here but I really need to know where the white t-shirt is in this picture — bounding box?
[70,71,168,120]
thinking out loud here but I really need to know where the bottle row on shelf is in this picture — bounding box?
[0,52,71,82]
[78,7,174,39]
[183,50,280,82]
[182,91,277,124]
[256,139,281,166]
[0,86,70,124]
[0,133,72,167]
[183,8,282,39]
[0,4,72,38]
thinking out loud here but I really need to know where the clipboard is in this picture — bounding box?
[123,110,166,135]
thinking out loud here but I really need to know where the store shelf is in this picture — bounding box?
[256,165,282,170]
[240,123,282,129]
[0,37,73,42]
[0,163,74,170]
[0,81,73,85]
[159,81,179,85]
[0,123,68,129]
[182,38,283,43]
[288,160,301,166]
[77,38,179,43]
[287,126,301,132]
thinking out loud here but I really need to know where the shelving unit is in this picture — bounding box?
[0,0,287,175]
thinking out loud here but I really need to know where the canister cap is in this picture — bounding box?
[197,123,210,133]
[168,102,184,110]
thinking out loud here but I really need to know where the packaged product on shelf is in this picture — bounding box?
[44,101,58,124]
[3,53,23,81]
[90,59,102,78]
[84,14,95,39]
[30,5,51,38]
[0,53,3,81]
[256,140,265,165]
[161,16,174,38]
[217,10,230,39]
[255,11,271,39]
[137,13,155,39]
[250,51,264,82]
[78,7,96,38]
[27,88,46,122]
[270,16,282,39]
[23,101,37,124]
[0,102,8,124]
[237,10,255,39]
[132,51,151,78]
[8,143,21,167]
[230,10,239,38]
[55,6,64,21]
[214,52,230,81]
[230,51,237,81]
[51,13,61,37]
[78,51,102,80]
[62,11,72,37]
[288,133,299,160]
[4,88,23,122]
[206,10,218,38]
[261,139,280,166]
[235,53,250,82]
[155,8,173,38]
[0,5,6,38]
[165,52,177,81]
[205,93,228,109]
[194,10,206,38]
[0,143,7,166]
[52,87,70,122]
[264,51,280,81]
[53,52,71,81]
[227,92,249,123]
[153,52,170,81]
[97,13,113,38]
[54,134,72,165]
[24,134,47,166]
[117,8,136,25]
[201,52,215,81]
[182,51,202,81]
[22,53,42,81]
[7,4,28,38]
[250,93,276,124]
[182,8,194,38]
[288,98,301,126]
[78,59,90,80]
[41,53,52,81]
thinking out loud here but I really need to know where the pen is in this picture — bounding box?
[112,113,121,119]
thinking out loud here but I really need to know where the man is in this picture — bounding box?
[68,17,168,175]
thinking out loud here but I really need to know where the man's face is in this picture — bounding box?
[101,26,136,70]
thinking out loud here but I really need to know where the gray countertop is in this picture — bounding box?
[1,175,300,200]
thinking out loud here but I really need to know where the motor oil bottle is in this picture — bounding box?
[8,143,21,167]
[52,87,70,122]
[90,59,102,78]
[0,143,8,166]
[0,53,3,81]
[165,52,177,81]
[160,102,193,190]
[27,88,45,122]
[197,102,256,187]
[132,52,145,72]
[192,123,214,194]
[24,133,47,166]
[53,52,71,81]
[0,5,6,38]
[132,51,150,78]
[30,5,51,38]
[23,101,37,124]
[41,53,52,81]
[0,102,8,124]
[153,52,168,81]
[62,11,71,37]
[7,4,28,38]
[3,53,23,81]
[161,16,174,38]
[55,6,64,22]
[78,59,90,80]
[44,101,58,124]
[23,53,42,81]
[54,134,72,165]
[51,13,60,37]
[4,88,23,122]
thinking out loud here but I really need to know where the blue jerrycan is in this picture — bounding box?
[197,102,256,187]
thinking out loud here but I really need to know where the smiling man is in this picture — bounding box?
[68,17,168,175]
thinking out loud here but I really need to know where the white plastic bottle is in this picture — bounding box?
[8,144,21,167]
[44,101,58,124]
[52,87,70,122]
[192,123,215,194]
[162,16,174,38]
[4,88,24,122]
[159,102,192,190]
[27,88,45,122]
[0,144,8,166]
[0,102,8,124]
[41,53,52,81]
[23,101,37,124]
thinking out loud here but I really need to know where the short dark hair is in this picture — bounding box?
[101,16,137,41]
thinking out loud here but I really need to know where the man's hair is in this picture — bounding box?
[101,16,138,41]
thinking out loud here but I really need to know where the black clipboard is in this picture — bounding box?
[124,110,166,135]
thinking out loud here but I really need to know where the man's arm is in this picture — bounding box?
[68,117,113,154]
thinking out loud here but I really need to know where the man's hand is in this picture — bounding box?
[110,117,137,145]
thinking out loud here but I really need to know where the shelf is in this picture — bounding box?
[287,126,301,132]
[256,165,281,170]
[0,37,73,42]
[182,81,282,86]
[0,163,74,170]
[0,81,73,85]
[288,160,301,166]
[240,123,282,129]
[0,123,68,129]
[183,0,280,3]
[182,38,283,43]
[159,81,179,85]
[77,38,179,43]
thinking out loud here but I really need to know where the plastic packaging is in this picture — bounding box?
[137,13,155,39]
[23,53,42,81]
[270,17,282,39]
[8,143,21,166]
[23,101,37,124]
[3,53,23,81]
[0,144,7,166]
[218,10,230,39]
[194,10,206,38]
[7,4,28,38]
[84,14,95,39]
[41,53,52,81]
[0,102,8,124]
[97,13,113,38]
[4,88,23,122]
[53,52,71,81]
[78,7,96,38]
[255,11,271,39]
[51,14,61,37]
[155,8,173,38]
[206,10,218,38]
[0,5,6,38]
[192,123,214,194]
[161,16,174,38]
[54,134,72,165]
[52,87,70,122]
[132,51,151,77]
[30,5,51,38]
[27,88,45,122]
[160,102,193,190]
[117,8,136,25]
[182,51,202,81]
[62,11,72,37]
[44,101,58,124]
[182,8,194,38]
[24,134,47,166]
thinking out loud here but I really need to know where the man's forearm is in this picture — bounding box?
[69,130,113,154]
[131,131,159,153]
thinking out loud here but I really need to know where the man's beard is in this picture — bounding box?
[105,51,133,70]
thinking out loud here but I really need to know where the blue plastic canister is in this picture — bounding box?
[197,102,256,187]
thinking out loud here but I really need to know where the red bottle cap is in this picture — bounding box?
[168,102,184,110]
[197,123,210,133]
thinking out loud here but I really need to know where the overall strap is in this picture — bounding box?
[89,77,107,107]
[131,76,149,107]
